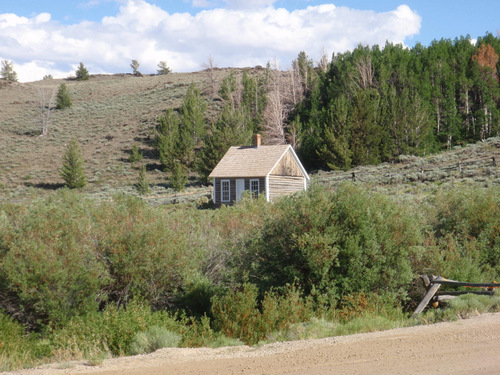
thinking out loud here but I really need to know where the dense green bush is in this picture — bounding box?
[0,193,109,327]
[211,283,315,345]
[235,183,424,302]
[431,186,500,276]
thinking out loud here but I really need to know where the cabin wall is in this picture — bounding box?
[245,178,266,195]
[214,177,266,205]
[268,175,305,201]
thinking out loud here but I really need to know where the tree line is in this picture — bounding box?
[292,33,500,170]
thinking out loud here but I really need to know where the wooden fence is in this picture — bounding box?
[412,275,500,317]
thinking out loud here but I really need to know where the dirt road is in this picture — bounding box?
[7,313,500,375]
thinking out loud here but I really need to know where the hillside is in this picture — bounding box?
[1,71,499,205]
[0,70,233,203]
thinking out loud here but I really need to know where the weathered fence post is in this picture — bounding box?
[412,276,443,317]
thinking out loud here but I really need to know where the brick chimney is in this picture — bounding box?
[254,134,261,147]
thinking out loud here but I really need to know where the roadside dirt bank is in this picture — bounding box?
[5,312,500,375]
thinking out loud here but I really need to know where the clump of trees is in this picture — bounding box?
[292,34,500,170]
[154,84,208,190]
[153,69,268,187]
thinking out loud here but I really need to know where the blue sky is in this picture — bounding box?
[1,0,498,82]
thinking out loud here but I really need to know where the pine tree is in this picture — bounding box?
[129,144,143,163]
[181,83,207,143]
[60,139,86,189]
[157,61,171,75]
[155,109,182,171]
[1,60,18,82]
[135,165,150,195]
[56,83,72,109]
[196,106,252,183]
[75,62,89,80]
[171,162,188,192]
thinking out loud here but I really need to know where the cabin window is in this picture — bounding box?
[250,179,259,198]
[221,180,230,202]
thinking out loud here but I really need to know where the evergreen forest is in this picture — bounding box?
[293,34,500,170]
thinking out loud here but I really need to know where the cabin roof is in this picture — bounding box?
[209,144,309,179]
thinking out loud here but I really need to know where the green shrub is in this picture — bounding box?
[0,192,109,327]
[211,283,316,345]
[430,186,500,275]
[260,284,315,334]
[129,326,181,355]
[50,300,178,358]
[176,273,220,318]
[211,283,261,344]
[0,312,50,371]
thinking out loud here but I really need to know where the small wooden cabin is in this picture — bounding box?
[209,135,310,205]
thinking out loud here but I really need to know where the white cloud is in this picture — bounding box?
[223,0,277,9]
[0,0,421,82]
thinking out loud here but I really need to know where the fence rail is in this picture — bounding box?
[412,275,499,317]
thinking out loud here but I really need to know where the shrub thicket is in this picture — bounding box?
[1,184,499,369]
[233,183,424,302]
[129,326,181,355]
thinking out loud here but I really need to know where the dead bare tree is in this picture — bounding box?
[317,47,330,73]
[38,87,56,136]
[352,55,375,90]
[202,55,218,99]
[262,60,306,145]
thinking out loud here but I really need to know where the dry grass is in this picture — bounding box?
[315,137,500,199]
[0,69,254,203]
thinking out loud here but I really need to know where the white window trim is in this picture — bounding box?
[265,175,270,202]
[250,178,259,198]
[212,178,216,203]
[221,179,230,202]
